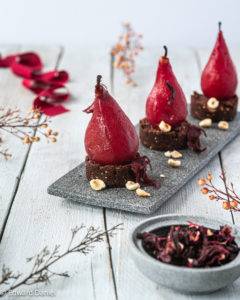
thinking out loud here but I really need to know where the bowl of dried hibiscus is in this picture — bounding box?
[130,214,240,294]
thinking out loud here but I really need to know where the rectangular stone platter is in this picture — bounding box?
[48,113,240,214]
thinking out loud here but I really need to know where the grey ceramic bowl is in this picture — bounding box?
[130,214,240,294]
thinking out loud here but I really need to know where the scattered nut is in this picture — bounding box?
[164,150,182,159]
[207,97,219,112]
[168,159,181,168]
[125,181,140,191]
[160,174,165,178]
[159,120,171,132]
[171,150,183,159]
[136,188,150,197]
[199,118,212,128]
[90,179,106,191]
[218,121,229,130]
[164,151,172,158]
[207,229,213,236]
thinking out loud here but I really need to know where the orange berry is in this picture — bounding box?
[230,200,238,208]
[201,188,209,195]
[198,178,206,186]
[222,201,230,210]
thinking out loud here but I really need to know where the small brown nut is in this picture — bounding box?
[125,181,140,191]
[207,97,219,112]
[199,118,212,128]
[164,151,172,158]
[49,136,57,143]
[159,120,171,132]
[136,188,150,197]
[90,179,106,191]
[46,128,52,136]
[218,121,229,130]
[171,150,182,159]
[23,136,31,144]
[168,159,181,168]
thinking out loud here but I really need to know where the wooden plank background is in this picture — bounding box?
[0,44,240,300]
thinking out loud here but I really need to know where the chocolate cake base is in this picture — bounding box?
[191,92,238,122]
[139,118,189,151]
[85,156,136,187]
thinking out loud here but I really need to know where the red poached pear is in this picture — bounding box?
[201,22,238,100]
[146,46,187,126]
[84,75,139,165]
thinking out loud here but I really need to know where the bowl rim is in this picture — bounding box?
[130,213,240,273]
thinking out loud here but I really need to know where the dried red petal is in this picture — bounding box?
[138,224,239,268]
[11,52,42,78]
[0,51,70,117]
[33,87,70,116]
[130,154,160,188]
[187,124,206,152]
[32,70,69,85]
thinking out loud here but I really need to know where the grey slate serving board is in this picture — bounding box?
[48,113,240,214]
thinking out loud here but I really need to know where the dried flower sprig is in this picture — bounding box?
[111,22,143,86]
[0,223,122,297]
[198,172,240,211]
[0,107,58,159]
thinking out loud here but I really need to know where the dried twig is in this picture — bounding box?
[0,224,122,297]
[198,172,240,211]
[0,107,58,159]
[111,22,143,86]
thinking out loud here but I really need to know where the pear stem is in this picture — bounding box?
[218,21,222,31]
[96,75,102,86]
[163,46,168,58]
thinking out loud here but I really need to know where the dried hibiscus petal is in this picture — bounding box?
[130,154,160,188]
[138,224,239,268]
[187,124,206,152]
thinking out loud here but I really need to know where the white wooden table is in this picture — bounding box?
[1,44,240,300]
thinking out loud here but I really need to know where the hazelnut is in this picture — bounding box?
[136,188,150,197]
[207,97,219,112]
[159,120,171,132]
[171,150,183,159]
[207,229,214,236]
[167,159,181,168]
[90,179,106,191]
[165,150,182,159]
[125,181,140,191]
[218,121,229,130]
[199,118,212,128]
[164,151,172,158]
